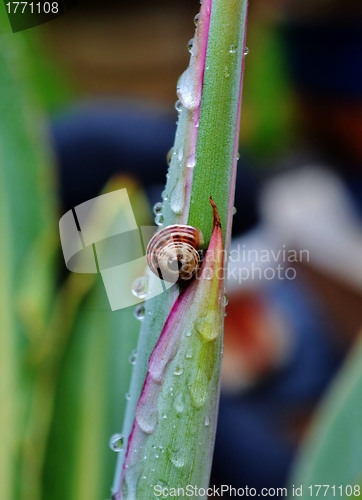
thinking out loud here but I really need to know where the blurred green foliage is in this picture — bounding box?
[0,13,148,500]
[0,3,74,112]
[241,20,297,163]
[289,334,362,499]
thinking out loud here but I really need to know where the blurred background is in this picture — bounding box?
[1,0,362,498]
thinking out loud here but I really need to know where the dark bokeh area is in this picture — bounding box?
[12,0,362,496]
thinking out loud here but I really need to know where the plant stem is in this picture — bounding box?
[188,0,249,249]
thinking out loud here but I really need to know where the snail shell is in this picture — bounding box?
[146,225,204,282]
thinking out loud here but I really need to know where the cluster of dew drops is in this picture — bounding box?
[128,2,243,428]
[129,147,172,321]
[130,8,245,325]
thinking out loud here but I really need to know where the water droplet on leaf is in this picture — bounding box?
[166,147,173,165]
[155,214,164,226]
[175,100,182,113]
[187,38,194,53]
[171,449,185,468]
[109,433,124,452]
[177,65,201,111]
[177,148,183,161]
[189,370,208,408]
[173,393,184,414]
[153,202,163,215]
[134,305,145,321]
[173,366,183,376]
[129,349,138,364]
[131,276,148,299]
[186,153,196,169]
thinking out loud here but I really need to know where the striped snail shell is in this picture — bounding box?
[146,225,204,282]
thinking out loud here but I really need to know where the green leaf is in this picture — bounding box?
[114,201,225,500]
[289,335,362,499]
[188,0,248,246]
[42,281,139,500]
[40,178,150,500]
[0,26,57,500]
[112,0,249,496]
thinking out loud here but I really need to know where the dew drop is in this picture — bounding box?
[153,202,163,215]
[187,38,194,53]
[173,366,183,376]
[169,183,185,215]
[109,433,124,452]
[125,392,131,401]
[136,402,158,434]
[205,416,210,427]
[166,147,173,166]
[244,46,249,56]
[133,305,145,321]
[175,100,182,113]
[237,151,240,160]
[229,44,237,54]
[186,153,196,169]
[233,207,237,215]
[173,393,184,414]
[195,313,219,341]
[177,65,201,111]
[189,370,208,408]
[171,449,185,468]
[161,190,168,201]
[177,148,183,162]
[129,349,137,365]
[185,349,193,359]
[186,330,192,337]
[155,214,164,226]
[131,276,148,299]
[163,413,167,419]
[224,294,229,307]
[194,13,199,26]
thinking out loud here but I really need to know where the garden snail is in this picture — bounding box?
[146,225,204,282]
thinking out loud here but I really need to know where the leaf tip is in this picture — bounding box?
[209,196,221,229]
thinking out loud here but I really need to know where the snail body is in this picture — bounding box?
[146,225,203,282]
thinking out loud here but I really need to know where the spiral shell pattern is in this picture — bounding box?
[146,225,203,282]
